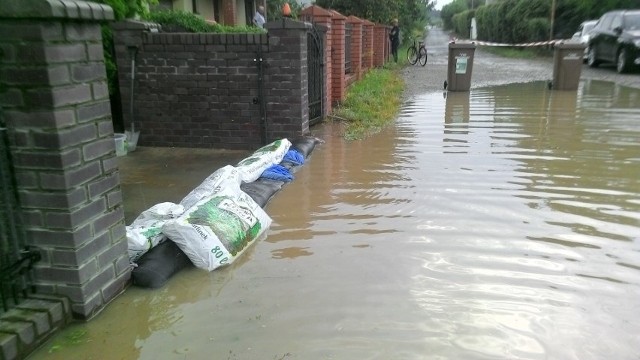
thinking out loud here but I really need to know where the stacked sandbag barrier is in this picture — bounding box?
[129,137,321,288]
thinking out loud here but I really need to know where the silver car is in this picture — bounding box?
[572,20,598,60]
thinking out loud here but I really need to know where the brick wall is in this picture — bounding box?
[0,0,129,322]
[113,19,311,150]
[112,8,391,151]
[302,6,391,108]
[264,19,311,139]
[330,11,346,104]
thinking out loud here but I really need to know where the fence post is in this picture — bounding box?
[0,0,130,320]
[362,20,375,74]
[329,10,346,104]
[373,24,387,67]
[347,16,363,80]
[300,5,333,115]
[264,18,311,140]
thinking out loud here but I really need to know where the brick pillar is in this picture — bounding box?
[223,0,237,26]
[264,19,310,140]
[347,16,363,80]
[373,24,386,67]
[330,11,346,104]
[0,0,130,320]
[362,20,374,73]
[385,27,391,62]
[300,5,333,115]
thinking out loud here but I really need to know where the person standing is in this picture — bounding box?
[389,19,400,63]
[253,5,266,28]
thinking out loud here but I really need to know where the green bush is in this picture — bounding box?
[527,17,550,42]
[143,11,264,33]
[452,9,474,39]
[475,0,550,44]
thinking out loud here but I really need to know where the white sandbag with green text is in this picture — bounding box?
[180,165,242,211]
[127,202,184,262]
[236,139,292,183]
[162,171,272,271]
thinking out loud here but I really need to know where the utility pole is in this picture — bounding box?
[550,0,556,41]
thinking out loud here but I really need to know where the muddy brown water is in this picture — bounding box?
[31,80,640,360]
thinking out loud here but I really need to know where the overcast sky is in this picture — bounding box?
[434,0,454,10]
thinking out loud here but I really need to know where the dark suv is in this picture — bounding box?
[587,9,640,73]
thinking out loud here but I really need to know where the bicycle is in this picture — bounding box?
[407,38,428,66]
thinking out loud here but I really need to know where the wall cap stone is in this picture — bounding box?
[347,16,363,24]
[265,18,311,31]
[112,19,161,31]
[328,10,346,20]
[0,0,114,21]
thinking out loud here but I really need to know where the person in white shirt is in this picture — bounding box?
[253,5,266,28]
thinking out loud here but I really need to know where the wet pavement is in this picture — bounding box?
[117,147,250,223]
[29,30,640,360]
[402,28,640,97]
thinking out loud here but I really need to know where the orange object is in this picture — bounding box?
[282,2,291,17]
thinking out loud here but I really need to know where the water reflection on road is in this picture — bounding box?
[33,80,640,360]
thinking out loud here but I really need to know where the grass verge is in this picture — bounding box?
[331,66,405,141]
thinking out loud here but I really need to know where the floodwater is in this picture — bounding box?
[32,80,640,360]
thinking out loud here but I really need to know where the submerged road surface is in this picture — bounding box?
[32,28,640,360]
[403,27,640,97]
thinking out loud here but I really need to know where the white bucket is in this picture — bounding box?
[114,133,127,157]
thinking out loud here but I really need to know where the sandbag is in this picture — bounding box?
[240,179,285,208]
[131,240,193,288]
[259,164,293,182]
[236,139,291,183]
[162,183,272,271]
[180,165,241,211]
[279,160,296,171]
[127,202,184,262]
[290,137,320,158]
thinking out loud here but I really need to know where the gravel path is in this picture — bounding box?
[401,28,640,98]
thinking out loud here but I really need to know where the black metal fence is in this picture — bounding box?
[307,25,324,125]
[345,23,352,74]
[0,112,39,314]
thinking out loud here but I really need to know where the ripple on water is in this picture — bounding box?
[29,82,640,360]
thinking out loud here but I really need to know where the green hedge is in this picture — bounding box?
[451,9,474,39]
[143,11,264,33]
[475,0,550,43]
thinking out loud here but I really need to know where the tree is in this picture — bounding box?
[440,0,468,30]
[315,0,435,43]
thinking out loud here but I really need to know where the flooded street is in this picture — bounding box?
[32,80,640,360]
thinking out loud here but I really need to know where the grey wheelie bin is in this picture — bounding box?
[552,42,586,91]
[447,42,476,92]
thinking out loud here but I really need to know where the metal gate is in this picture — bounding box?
[307,25,324,126]
[0,113,39,314]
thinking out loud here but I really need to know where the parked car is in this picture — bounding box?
[587,9,640,73]
[572,20,598,61]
